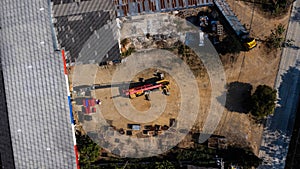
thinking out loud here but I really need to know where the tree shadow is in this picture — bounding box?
[223,81,253,113]
[285,94,300,168]
[291,6,300,23]
[214,35,243,55]
[220,146,262,168]
[269,66,300,134]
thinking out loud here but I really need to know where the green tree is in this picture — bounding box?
[250,0,292,16]
[76,134,101,168]
[121,47,135,58]
[250,85,277,119]
[266,24,286,49]
[155,161,175,169]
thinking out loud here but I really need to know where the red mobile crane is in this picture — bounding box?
[123,79,170,99]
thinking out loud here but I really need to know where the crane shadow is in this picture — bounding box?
[73,77,163,98]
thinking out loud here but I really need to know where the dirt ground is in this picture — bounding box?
[213,0,290,154]
[93,67,181,132]
[70,1,291,157]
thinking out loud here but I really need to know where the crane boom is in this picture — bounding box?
[125,83,163,96]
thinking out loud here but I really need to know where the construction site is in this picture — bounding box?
[0,0,295,168]
[55,0,291,167]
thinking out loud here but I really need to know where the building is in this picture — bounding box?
[0,0,77,168]
[51,0,121,64]
[113,0,213,17]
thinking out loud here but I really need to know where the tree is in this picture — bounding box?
[155,161,175,169]
[250,85,277,119]
[76,134,101,168]
[250,0,293,17]
[121,47,135,58]
[266,24,286,49]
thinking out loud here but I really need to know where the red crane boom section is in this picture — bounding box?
[124,83,163,96]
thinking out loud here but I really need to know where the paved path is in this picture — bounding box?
[259,0,300,168]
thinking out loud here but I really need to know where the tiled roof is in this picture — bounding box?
[113,0,213,17]
[0,0,75,168]
[52,0,120,64]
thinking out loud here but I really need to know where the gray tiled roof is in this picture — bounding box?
[52,0,120,64]
[114,0,213,17]
[0,0,75,168]
[52,0,115,17]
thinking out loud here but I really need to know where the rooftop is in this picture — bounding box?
[0,0,75,168]
[113,0,214,17]
[51,0,120,64]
